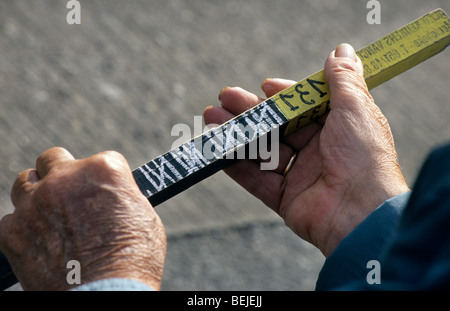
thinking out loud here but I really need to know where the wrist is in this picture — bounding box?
[319,174,409,256]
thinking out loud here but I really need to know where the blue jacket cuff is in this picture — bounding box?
[71,278,155,291]
[315,191,410,290]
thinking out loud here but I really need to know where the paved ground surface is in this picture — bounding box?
[0,0,449,291]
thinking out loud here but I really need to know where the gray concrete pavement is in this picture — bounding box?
[0,0,449,290]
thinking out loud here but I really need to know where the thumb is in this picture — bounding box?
[324,43,372,111]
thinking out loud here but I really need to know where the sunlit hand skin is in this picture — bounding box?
[204,43,410,256]
[0,147,166,290]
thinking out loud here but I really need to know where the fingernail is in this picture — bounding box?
[335,43,356,62]
[203,105,213,114]
[218,86,230,101]
[261,78,272,91]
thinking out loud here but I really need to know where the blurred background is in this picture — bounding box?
[0,0,449,290]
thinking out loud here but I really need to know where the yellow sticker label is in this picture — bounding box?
[272,9,450,135]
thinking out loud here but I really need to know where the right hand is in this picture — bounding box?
[204,44,409,256]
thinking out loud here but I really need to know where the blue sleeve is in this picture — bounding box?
[373,143,450,290]
[317,142,450,290]
[71,278,155,291]
[315,192,410,290]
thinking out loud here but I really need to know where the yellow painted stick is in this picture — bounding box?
[133,9,450,208]
[273,9,450,135]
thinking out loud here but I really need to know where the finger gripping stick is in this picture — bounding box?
[1,9,449,291]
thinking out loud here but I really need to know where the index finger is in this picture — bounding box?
[35,147,75,179]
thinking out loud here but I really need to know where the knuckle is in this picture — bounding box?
[11,169,37,206]
[36,147,68,163]
[90,151,127,171]
[326,58,365,84]
[84,151,131,186]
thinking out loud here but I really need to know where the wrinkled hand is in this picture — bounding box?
[204,44,409,256]
[0,147,166,290]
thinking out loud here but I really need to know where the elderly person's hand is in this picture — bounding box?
[204,43,409,256]
[0,147,166,290]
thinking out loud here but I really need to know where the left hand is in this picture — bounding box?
[0,147,166,290]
